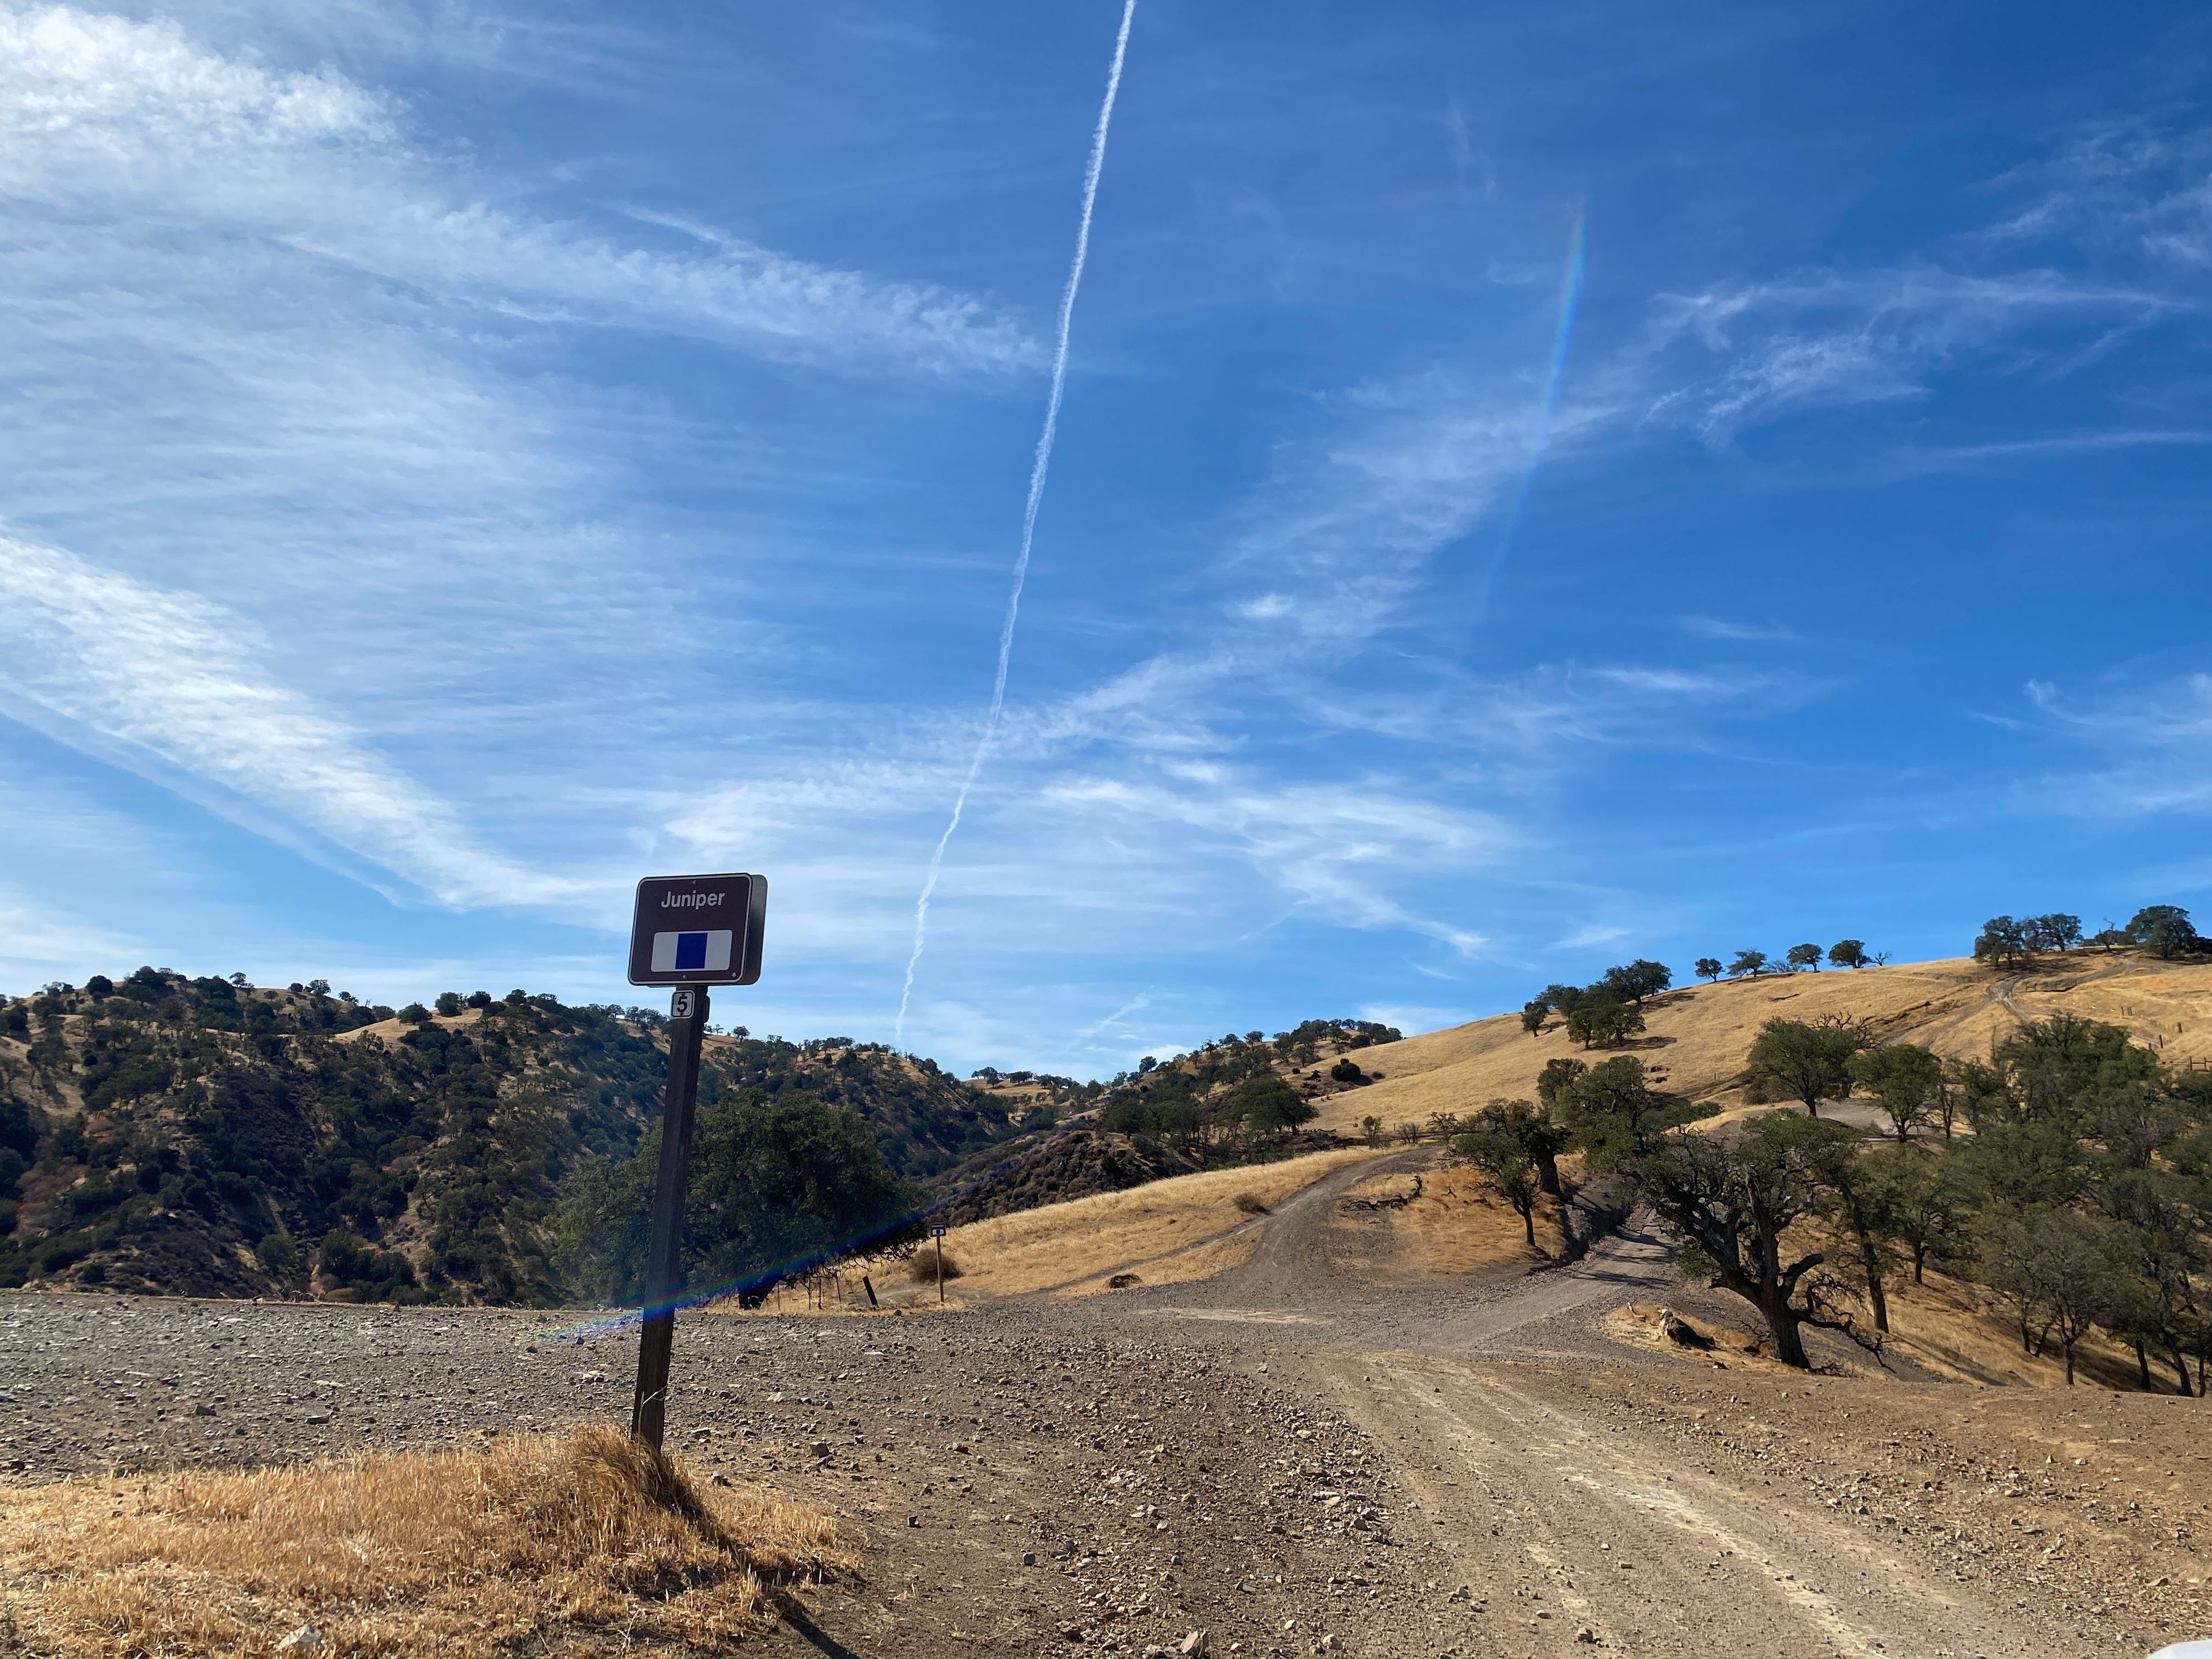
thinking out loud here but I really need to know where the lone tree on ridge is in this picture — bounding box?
[2128,905,2201,960]
[1601,959,1673,1006]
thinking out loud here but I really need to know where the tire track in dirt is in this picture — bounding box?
[1318,1353,2041,1658]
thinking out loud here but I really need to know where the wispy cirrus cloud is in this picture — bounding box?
[0,4,1036,376]
[1212,130,2209,662]
[1039,763,1505,957]
[1679,614,1799,642]
[2015,673,2212,819]
[1222,365,1618,643]
[658,679,1509,980]
[0,1,1042,945]
[1895,429,2212,468]
[1635,268,2184,442]
[0,882,141,981]
[0,533,572,908]
[1979,120,2212,271]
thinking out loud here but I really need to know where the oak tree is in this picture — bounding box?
[1747,1017,1864,1118]
[1847,1043,1942,1143]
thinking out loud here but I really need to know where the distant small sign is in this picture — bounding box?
[930,1226,946,1238]
[628,873,767,986]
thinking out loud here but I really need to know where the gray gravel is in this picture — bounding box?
[4,1151,2204,1658]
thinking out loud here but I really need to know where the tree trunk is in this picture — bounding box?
[1846,1202,1889,1334]
[1911,1243,1926,1285]
[2137,1340,2153,1391]
[1534,1150,1561,1198]
[1520,1205,1536,1248]
[2063,1339,2075,1386]
[1805,1096,1820,1118]
[1758,1287,1812,1369]
[2166,1339,2195,1398]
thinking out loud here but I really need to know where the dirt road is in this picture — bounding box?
[3,1151,2207,1658]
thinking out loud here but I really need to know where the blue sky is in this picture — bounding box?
[1,1,2208,1077]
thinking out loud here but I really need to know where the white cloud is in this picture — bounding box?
[1038,767,1503,957]
[0,883,141,985]
[1635,269,2179,442]
[0,532,571,908]
[2014,673,2212,819]
[1358,1002,1469,1036]
[1897,429,2212,467]
[0,5,1035,376]
[1979,120,2212,271]
[1225,366,1613,643]
[1585,665,1752,699]
[1552,921,1632,950]
[1678,614,1799,642]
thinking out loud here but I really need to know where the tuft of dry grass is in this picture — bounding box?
[908,1248,963,1283]
[0,1425,847,1656]
[1232,1192,1270,1215]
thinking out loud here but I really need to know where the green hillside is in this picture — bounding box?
[0,969,1027,1304]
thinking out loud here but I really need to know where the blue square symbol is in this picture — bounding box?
[674,931,709,970]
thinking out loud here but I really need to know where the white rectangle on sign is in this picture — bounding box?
[651,930,733,974]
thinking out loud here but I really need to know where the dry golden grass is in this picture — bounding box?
[0,1426,846,1657]
[1310,952,2212,1137]
[908,1248,964,1283]
[1329,1160,1574,1281]
[1873,1268,2142,1389]
[1600,1209,2157,1389]
[939,1146,1382,1300]
[333,1006,488,1049]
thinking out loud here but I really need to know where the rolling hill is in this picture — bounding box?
[0,972,1031,1302]
[1309,950,2212,1136]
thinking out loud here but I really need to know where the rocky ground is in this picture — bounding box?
[3,1151,2208,1658]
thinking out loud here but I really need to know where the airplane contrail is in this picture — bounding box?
[895,0,1138,1041]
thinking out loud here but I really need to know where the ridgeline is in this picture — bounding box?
[0,971,1024,1303]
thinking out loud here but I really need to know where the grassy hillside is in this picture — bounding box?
[1311,950,2212,1135]
[0,972,1028,1302]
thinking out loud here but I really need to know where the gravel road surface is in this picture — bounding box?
[3,1149,2207,1658]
